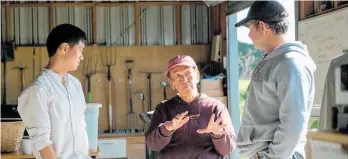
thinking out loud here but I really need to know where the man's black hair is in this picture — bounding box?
[46,23,87,58]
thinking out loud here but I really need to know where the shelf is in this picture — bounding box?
[307,130,348,145]
[98,133,145,139]
[299,0,348,21]
[1,149,100,159]
[1,150,34,159]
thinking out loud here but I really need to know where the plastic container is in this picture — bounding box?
[85,103,102,152]
[20,137,33,155]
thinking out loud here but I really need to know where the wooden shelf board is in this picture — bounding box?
[307,130,348,145]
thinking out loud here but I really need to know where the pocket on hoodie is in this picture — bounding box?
[251,123,278,143]
[236,124,255,145]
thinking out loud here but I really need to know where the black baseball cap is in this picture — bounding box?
[235,1,289,27]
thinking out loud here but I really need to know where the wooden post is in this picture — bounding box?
[49,1,54,31]
[334,0,339,9]
[299,0,306,20]
[135,1,140,45]
[299,1,317,21]
[211,5,220,36]
[92,1,97,44]
[316,1,322,14]
[5,2,11,41]
[175,2,181,45]
[220,2,227,57]
[208,7,212,43]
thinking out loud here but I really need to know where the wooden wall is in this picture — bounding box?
[1,1,206,46]
[1,45,210,131]
[210,2,227,57]
[299,0,348,21]
[1,1,212,133]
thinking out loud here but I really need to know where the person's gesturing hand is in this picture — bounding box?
[197,114,227,135]
[164,111,190,131]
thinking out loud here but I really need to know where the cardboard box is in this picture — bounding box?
[200,79,223,90]
[203,89,224,97]
[211,96,228,106]
[200,79,224,97]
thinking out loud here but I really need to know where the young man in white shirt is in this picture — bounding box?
[18,23,90,159]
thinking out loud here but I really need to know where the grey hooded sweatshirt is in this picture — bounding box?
[236,42,316,159]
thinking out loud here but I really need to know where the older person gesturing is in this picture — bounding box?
[145,55,236,159]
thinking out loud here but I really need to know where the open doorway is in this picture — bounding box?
[235,0,295,118]
[226,1,295,158]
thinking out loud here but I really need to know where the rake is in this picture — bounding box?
[83,57,98,103]
[101,47,117,133]
[126,60,138,131]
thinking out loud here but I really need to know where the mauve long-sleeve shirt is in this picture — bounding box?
[145,93,236,159]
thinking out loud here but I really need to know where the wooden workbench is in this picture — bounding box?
[306,130,348,159]
[1,133,145,159]
[1,150,100,159]
[99,133,145,159]
[98,132,145,138]
[307,131,348,145]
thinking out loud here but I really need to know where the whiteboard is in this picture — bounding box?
[298,7,348,107]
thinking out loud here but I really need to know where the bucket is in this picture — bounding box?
[85,103,102,152]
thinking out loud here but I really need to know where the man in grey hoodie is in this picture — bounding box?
[234,1,316,159]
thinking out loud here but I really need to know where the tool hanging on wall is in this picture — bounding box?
[135,91,146,131]
[126,60,138,131]
[13,63,27,91]
[140,92,146,113]
[83,57,98,103]
[160,81,168,100]
[139,71,163,111]
[101,47,116,133]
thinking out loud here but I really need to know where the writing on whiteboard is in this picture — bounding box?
[310,140,348,159]
[298,7,348,106]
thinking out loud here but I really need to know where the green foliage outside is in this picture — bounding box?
[238,41,262,117]
[239,80,250,116]
[238,42,260,159]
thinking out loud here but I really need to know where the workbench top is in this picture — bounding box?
[307,130,348,145]
[1,150,34,159]
[1,150,100,159]
[1,134,144,158]
[98,132,145,139]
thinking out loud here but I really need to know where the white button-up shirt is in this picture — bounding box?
[18,68,91,159]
